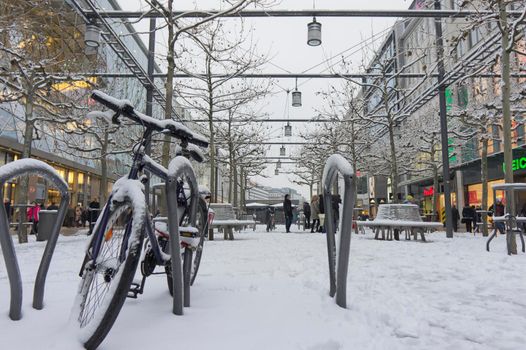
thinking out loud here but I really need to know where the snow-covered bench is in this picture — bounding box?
[209,203,255,240]
[357,204,442,241]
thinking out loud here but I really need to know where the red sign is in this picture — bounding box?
[468,191,478,204]
[423,186,434,197]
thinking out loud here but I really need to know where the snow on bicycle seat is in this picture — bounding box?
[91,90,209,148]
[175,144,206,163]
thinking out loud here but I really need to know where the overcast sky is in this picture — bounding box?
[117,0,416,199]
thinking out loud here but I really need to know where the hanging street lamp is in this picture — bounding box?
[276,159,282,169]
[307,17,322,46]
[275,168,279,175]
[284,122,292,137]
[280,145,286,156]
[292,78,302,107]
[85,22,101,48]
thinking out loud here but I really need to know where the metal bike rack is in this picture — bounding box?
[322,154,356,308]
[0,159,69,320]
[165,156,198,314]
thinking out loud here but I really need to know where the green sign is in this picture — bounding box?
[448,138,457,163]
[445,87,453,112]
[503,157,526,172]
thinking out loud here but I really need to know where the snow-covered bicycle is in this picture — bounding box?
[74,91,210,350]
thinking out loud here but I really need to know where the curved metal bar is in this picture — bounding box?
[0,159,69,320]
[486,229,497,252]
[166,156,199,313]
[322,154,355,308]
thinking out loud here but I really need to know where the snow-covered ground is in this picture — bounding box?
[1,226,525,350]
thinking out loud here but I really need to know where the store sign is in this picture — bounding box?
[423,186,434,197]
[502,156,526,172]
[468,191,478,203]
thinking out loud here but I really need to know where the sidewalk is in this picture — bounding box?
[8,226,89,237]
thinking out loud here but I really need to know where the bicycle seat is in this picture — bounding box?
[175,144,205,163]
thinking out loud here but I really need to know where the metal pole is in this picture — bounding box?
[434,0,454,238]
[86,9,525,19]
[144,17,156,203]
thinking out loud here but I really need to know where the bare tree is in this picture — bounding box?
[0,1,92,242]
[174,19,272,202]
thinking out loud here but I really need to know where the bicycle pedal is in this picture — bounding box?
[127,281,143,299]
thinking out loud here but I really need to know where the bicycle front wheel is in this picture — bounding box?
[75,202,144,350]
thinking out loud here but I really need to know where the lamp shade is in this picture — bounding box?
[284,124,292,137]
[280,145,286,156]
[291,90,302,107]
[307,18,322,46]
[85,24,101,48]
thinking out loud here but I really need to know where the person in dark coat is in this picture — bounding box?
[283,194,293,233]
[47,202,59,210]
[451,205,460,232]
[332,194,342,230]
[489,198,505,234]
[303,201,311,230]
[88,198,101,227]
[318,194,325,232]
[462,204,474,233]
[265,207,275,232]
[3,198,11,223]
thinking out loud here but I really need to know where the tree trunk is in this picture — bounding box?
[99,129,109,204]
[481,138,489,237]
[388,123,399,203]
[498,1,517,253]
[16,88,35,243]
[233,161,238,207]
[159,0,175,216]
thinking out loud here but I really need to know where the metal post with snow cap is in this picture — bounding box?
[0,159,69,320]
[166,156,199,313]
[322,154,356,308]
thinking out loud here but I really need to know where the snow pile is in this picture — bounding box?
[1,228,525,349]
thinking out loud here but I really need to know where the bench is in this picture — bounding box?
[209,203,255,240]
[357,204,443,241]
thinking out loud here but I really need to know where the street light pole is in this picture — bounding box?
[434,0,454,238]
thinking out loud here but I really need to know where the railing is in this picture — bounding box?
[0,159,69,320]
[322,154,356,308]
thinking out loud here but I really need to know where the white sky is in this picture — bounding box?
[117,0,415,198]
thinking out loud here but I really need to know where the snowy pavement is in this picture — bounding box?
[1,226,525,350]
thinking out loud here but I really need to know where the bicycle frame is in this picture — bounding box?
[86,127,200,273]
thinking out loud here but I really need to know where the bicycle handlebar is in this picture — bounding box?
[91,90,209,148]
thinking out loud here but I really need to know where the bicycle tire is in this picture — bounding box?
[75,202,144,350]
[166,197,208,295]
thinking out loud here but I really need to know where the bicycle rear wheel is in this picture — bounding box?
[75,202,144,350]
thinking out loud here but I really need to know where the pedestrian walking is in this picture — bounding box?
[26,201,41,235]
[75,203,83,227]
[451,204,460,232]
[318,194,325,233]
[462,204,474,233]
[303,201,311,230]
[283,194,293,233]
[310,195,320,233]
[3,198,11,223]
[489,198,505,235]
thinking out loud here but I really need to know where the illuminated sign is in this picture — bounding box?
[503,157,526,172]
[423,186,434,197]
